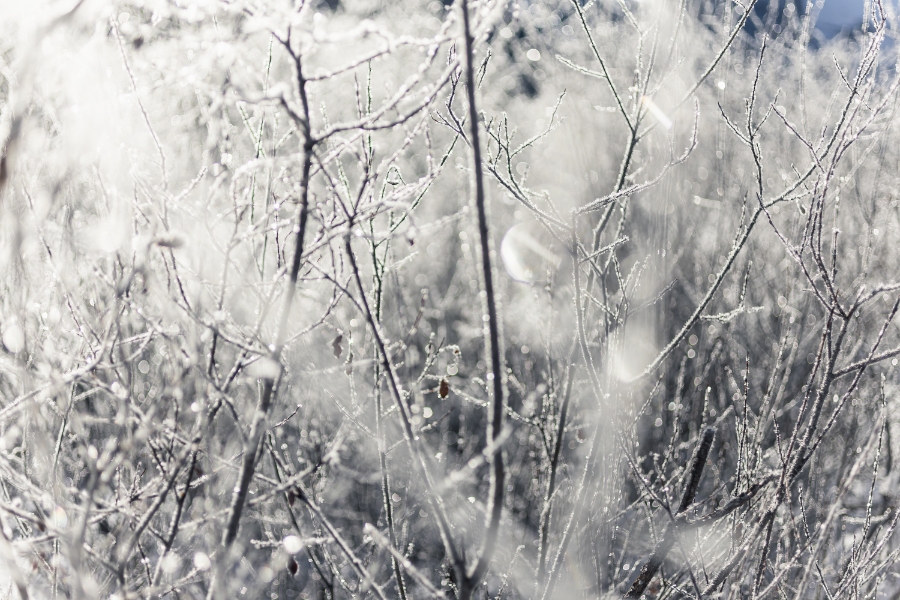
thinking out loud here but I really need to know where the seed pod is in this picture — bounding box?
[439,378,449,399]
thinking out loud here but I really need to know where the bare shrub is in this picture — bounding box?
[0,0,899,598]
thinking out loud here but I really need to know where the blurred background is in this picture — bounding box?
[0,0,899,598]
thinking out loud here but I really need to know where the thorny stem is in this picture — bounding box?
[371,238,408,599]
[219,140,311,547]
[344,235,465,578]
[111,18,168,193]
[629,205,764,382]
[539,226,608,600]
[215,36,315,590]
[625,427,716,599]
[458,0,506,597]
[536,362,575,588]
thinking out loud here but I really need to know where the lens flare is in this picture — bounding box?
[500,222,564,284]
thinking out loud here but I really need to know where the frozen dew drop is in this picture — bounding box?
[2,320,24,353]
[162,554,180,574]
[193,552,212,571]
[283,535,303,554]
